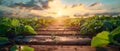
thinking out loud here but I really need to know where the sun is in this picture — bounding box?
[56,9,64,17]
[57,11,63,17]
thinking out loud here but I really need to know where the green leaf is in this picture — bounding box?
[0,37,9,45]
[24,25,37,34]
[80,28,87,34]
[111,26,120,36]
[21,46,34,51]
[91,37,110,47]
[10,45,19,51]
[96,31,110,40]
[10,45,34,51]
[91,31,110,47]
[11,19,20,27]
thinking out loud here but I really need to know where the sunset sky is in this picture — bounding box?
[0,0,120,17]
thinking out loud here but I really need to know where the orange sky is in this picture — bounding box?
[0,0,120,17]
[29,0,107,17]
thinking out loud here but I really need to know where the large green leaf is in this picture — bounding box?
[10,45,34,51]
[91,31,110,47]
[91,37,110,47]
[0,37,9,45]
[96,31,110,40]
[24,25,37,34]
[21,46,34,51]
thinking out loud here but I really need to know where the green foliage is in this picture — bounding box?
[65,18,81,27]
[0,17,54,51]
[10,45,34,51]
[38,18,54,27]
[66,16,120,34]
[10,45,19,51]
[80,27,87,34]
[10,19,20,27]
[109,26,120,45]
[0,24,10,35]
[91,31,110,47]
[95,31,110,40]
[111,26,120,36]
[0,17,54,37]
[109,34,120,46]
[91,26,120,47]
[0,37,9,45]
[21,46,34,51]
[24,25,37,34]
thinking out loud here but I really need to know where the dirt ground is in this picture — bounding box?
[28,45,119,51]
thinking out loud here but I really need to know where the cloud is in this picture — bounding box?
[71,3,86,8]
[42,0,107,17]
[0,0,119,17]
[90,2,102,7]
[9,0,107,17]
[0,5,33,17]
[8,0,51,10]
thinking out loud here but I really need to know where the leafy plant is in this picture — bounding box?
[78,16,120,34]
[0,17,55,51]
[24,25,37,34]
[65,18,81,27]
[91,31,110,47]
[91,26,120,47]
[21,46,34,51]
[10,19,20,27]
[10,45,18,51]
[0,36,34,51]
[0,17,38,51]
[10,45,34,51]
[111,26,120,36]
[0,37,10,45]
[109,26,120,45]
[0,24,10,35]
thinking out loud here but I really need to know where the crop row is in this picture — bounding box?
[0,17,54,51]
[66,16,120,47]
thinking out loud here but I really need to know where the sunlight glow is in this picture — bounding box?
[14,0,107,18]
[56,9,63,17]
